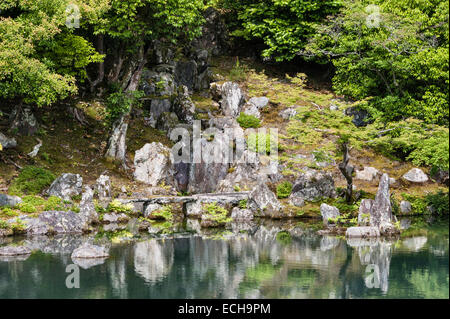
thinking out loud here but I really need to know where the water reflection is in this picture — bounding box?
[0,218,448,299]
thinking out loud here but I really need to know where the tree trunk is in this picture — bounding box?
[88,34,105,93]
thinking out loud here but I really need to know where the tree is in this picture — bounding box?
[0,0,108,107]
[338,135,354,203]
[304,0,449,126]
[214,0,342,62]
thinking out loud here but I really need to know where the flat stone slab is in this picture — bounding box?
[126,192,250,206]
[71,244,109,259]
[0,245,31,256]
[346,226,380,238]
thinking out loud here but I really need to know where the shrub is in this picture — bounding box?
[426,191,449,216]
[247,132,278,155]
[229,57,247,82]
[239,199,248,209]
[152,205,173,221]
[107,199,134,214]
[17,202,37,214]
[44,196,65,211]
[276,181,292,199]
[9,166,56,195]
[237,112,261,128]
[203,202,232,225]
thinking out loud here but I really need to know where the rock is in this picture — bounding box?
[9,106,39,135]
[344,106,373,127]
[0,132,17,149]
[144,203,162,218]
[175,60,198,92]
[188,133,230,194]
[248,97,269,109]
[248,182,283,218]
[431,168,449,186]
[0,245,31,256]
[141,69,176,97]
[399,218,411,230]
[389,178,397,186]
[208,116,240,130]
[22,211,88,235]
[133,142,175,187]
[148,99,172,124]
[329,103,339,111]
[186,201,203,218]
[95,175,111,200]
[192,7,230,56]
[402,168,429,183]
[400,201,412,214]
[231,207,253,221]
[289,168,336,206]
[320,204,340,226]
[174,161,190,193]
[0,228,13,237]
[355,167,381,182]
[156,112,180,135]
[173,86,196,124]
[402,236,427,252]
[215,82,245,117]
[102,213,129,224]
[47,173,83,201]
[71,243,109,259]
[104,115,128,163]
[73,257,107,270]
[346,226,380,238]
[242,103,261,119]
[0,194,22,207]
[79,186,98,225]
[280,108,298,120]
[358,199,374,226]
[370,174,393,228]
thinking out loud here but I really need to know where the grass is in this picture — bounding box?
[9,166,56,196]
[276,181,293,199]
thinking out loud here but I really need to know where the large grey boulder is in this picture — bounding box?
[0,194,22,207]
[71,243,109,259]
[47,173,83,201]
[402,168,429,183]
[141,69,176,97]
[104,114,128,163]
[0,245,31,256]
[95,175,111,200]
[355,167,381,182]
[231,207,254,221]
[320,204,340,226]
[346,226,380,238]
[173,85,196,125]
[79,186,98,225]
[188,133,230,194]
[370,174,393,228]
[175,60,198,92]
[212,82,245,118]
[0,132,17,149]
[248,182,283,218]
[133,142,175,187]
[242,97,269,119]
[288,168,336,207]
[20,211,88,235]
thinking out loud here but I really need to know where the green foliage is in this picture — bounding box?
[0,220,8,229]
[9,166,56,196]
[17,202,37,214]
[203,202,232,225]
[107,199,134,214]
[229,57,247,82]
[106,90,144,122]
[425,191,449,216]
[306,0,449,125]
[216,0,342,61]
[247,132,278,155]
[237,112,261,128]
[152,205,173,221]
[276,181,292,199]
[239,199,248,209]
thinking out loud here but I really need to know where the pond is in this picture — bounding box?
[0,217,448,299]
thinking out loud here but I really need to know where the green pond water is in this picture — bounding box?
[0,218,448,299]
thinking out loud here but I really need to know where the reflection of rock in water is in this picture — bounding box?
[24,235,88,256]
[402,236,427,252]
[73,257,108,270]
[348,238,393,293]
[134,240,174,283]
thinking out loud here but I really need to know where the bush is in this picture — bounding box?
[237,113,261,128]
[9,166,56,196]
[152,205,173,221]
[203,202,232,225]
[107,199,134,214]
[106,90,143,123]
[247,132,278,155]
[426,191,449,216]
[276,181,293,199]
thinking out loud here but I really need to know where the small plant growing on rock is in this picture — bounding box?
[276,181,293,199]
[107,199,134,214]
[239,199,248,209]
[201,202,232,228]
[237,113,261,128]
[151,205,173,221]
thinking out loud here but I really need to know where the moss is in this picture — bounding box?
[276,181,293,199]
[107,199,134,214]
[9,166,56,196]
[202,202,232,226]
[151,205,173,221]
[237,113,261,128]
